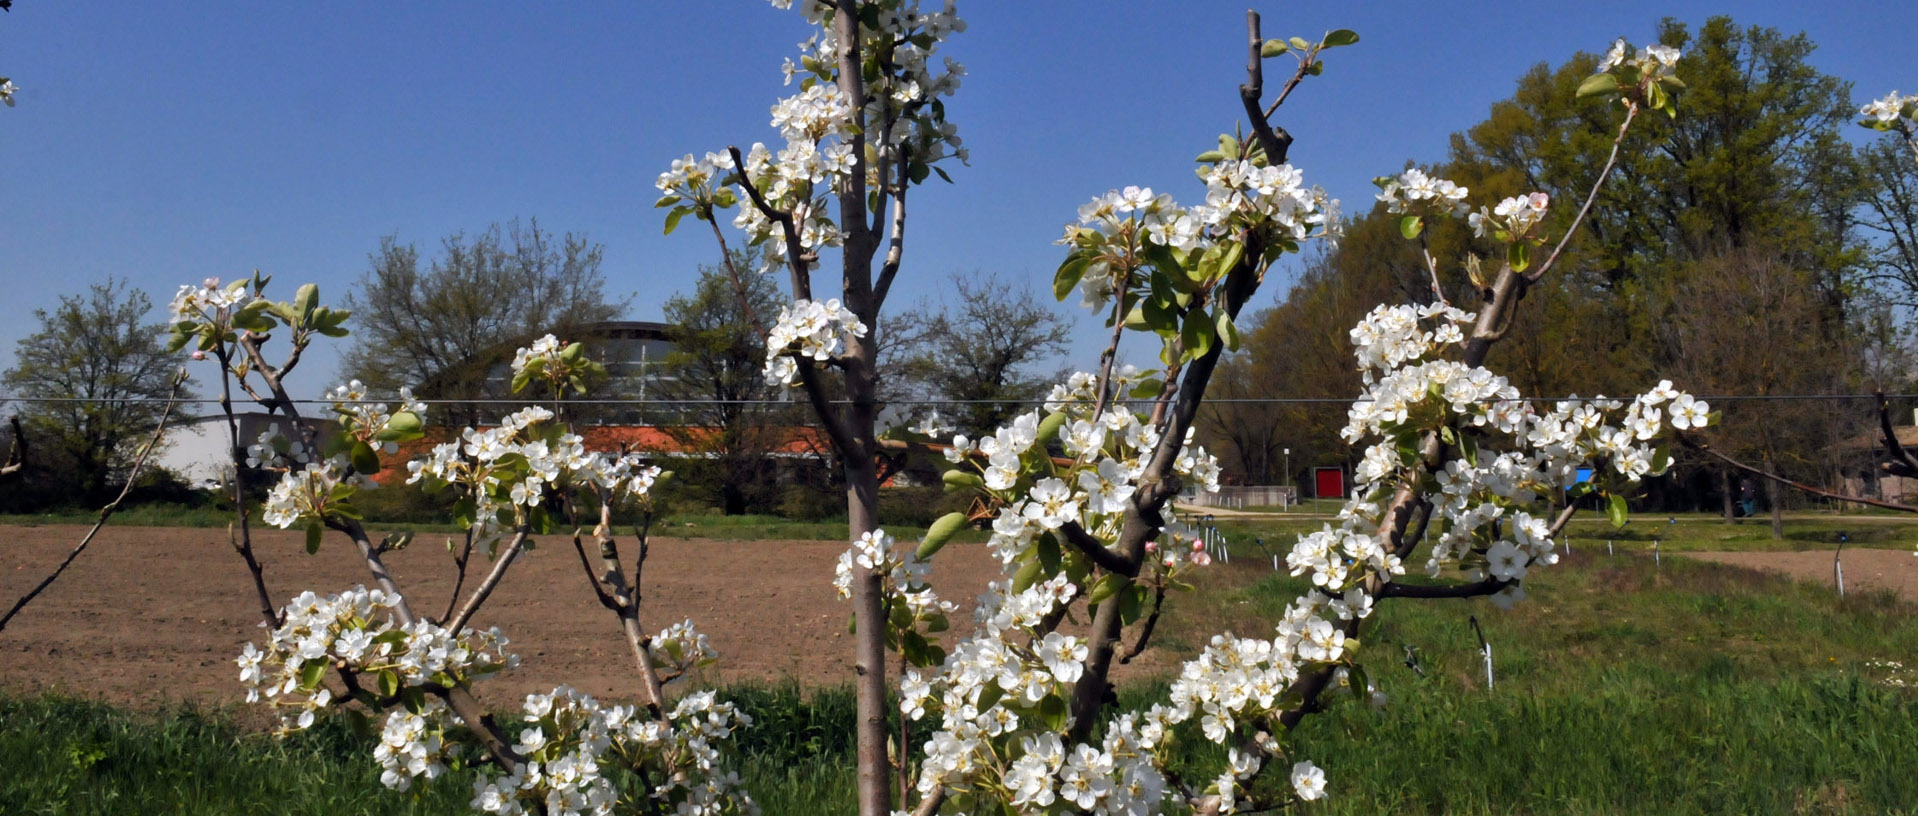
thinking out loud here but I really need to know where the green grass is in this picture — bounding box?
[1206,511,1918,559]
[4,551,1916,813]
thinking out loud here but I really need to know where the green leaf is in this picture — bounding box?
[1038,694,1069,730]
[1576,72,1618,99]
[1053,255,1090,302]
[1037,411,1069,443]
[1508,241,1531,273]
[1260,39,1289,57]
[1288,36,1311,51]
[654,194,679,208]
[1607,494,1629,529]
[942,470,985,493]
[1321,29,1360,47]
[1215,239,1245,278]
[1180,313,1216,360]
[1012,556,1044,593]
[1118,585,1147,624]
[918,512,968,559]
[376,411,424,442]
[1400,215,1423,240]
[1037,533,1063,574]
[1218,134,1241,161]
[1193,149,1227,163]
[664,206,692,236]
[1214,309,1240,352]
[1087,573,1127,605]
[293,283,318,319]
[377,669,400,699]
[931,165,954,184]
[305,521,322,554]
[975,683,1005,713]
[298,659,327,691]
[350,440,380,475]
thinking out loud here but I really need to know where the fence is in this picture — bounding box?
[1181,484,1298,509]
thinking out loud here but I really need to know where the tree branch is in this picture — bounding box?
[0,415,26,479]
[1059,520,1139,575]
[445,528,532,634]
[1238,11,1295,164]
[1680,434,1918,513]
[726,145,814,299]
[1876,391,1918,478]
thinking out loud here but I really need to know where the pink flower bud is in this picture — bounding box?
[1191,539,1205,552]
[1143,540,1158,553]
[203,277,221,289]
[191,350,207,361]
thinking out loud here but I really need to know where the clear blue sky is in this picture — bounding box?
[3,1,1913,400]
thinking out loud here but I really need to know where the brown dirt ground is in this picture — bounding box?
[1684,548,1918,600]
[0,524,1193,709]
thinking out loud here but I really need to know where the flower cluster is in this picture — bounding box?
[944,390,1220,569]
[900,576,1176,812]
[648,619,720,678]
[1467,191,1551,241]
[329,379,427,453]
[1059,160,1337,316]
[465,686,758,816]
[168,277,252,325]
[406,403,661,540]
[236,586,515,733]
[510,334,565,382]
[836,530,957,665]
[261,459,356,529]
[1333,302,1708,603]
[1375,168,1470,218]
[246,423,312,469]
[0,78,15,108]
[761,298,868,386]
[1597,38,1681,80]
[1861,90,1918,131]
[660,0,966,274]
[655,151,737,208]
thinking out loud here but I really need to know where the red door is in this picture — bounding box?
[1313,467,1344,499]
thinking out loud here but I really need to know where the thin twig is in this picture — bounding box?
[1525,104,1637,284]
[1,369,187,632]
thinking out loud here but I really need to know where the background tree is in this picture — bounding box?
[1656,248,1863,535]
[653,253,794,515]
[338,218,627,426]
[1208,16,1882,511]
[2,279,184,504]
[885,272,1073,436]
[1858,135,1918,311]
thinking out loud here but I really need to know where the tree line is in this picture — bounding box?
[1,222,1071,516]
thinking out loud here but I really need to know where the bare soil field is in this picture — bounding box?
[1686,548,1918,600]
[0,524,1189,708]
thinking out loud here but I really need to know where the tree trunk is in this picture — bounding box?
[1720,466,1736,524]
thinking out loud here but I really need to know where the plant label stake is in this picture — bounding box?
[1653,539,1660,566]
[1608,539,1614,556]
[1835,533,1848,598]
[1469,615,1493,691]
